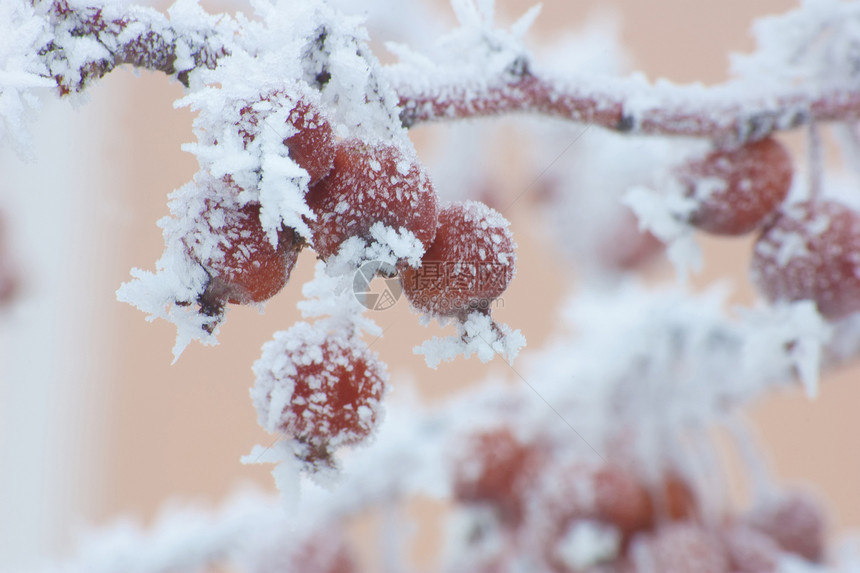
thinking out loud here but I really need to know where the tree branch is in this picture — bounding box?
[38,0,860,145]
[395,72,860,143]
[37,0,231,95]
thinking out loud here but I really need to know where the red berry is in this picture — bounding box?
[453,428,544,525]
[678,137,792,235]
[593,465,654,539]
[751,199,860,319]
[531,462,654,570]
[238,93,335,185]
[305,139,438,260]
[401,201,516,318]
[746,492,826,562]
[251,324,388,465]
[193,201,301,309]
[657,472,697,522]
[282,100,336,185]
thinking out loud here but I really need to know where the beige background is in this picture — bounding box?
[3,0,860,569]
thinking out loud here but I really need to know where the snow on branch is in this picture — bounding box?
[390,0,860,143]
[21,0,860,145]
[32,0,233,95]
[41,491,355,573]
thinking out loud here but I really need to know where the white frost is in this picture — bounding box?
[415,311,526,368]
[555,520,621,570]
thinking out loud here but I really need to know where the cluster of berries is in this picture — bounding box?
[450,427,825,572]
[188,94,516,322]
[187,93,517,465]
[675,136,860,320]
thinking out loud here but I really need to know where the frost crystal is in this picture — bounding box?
[416,311,525,368]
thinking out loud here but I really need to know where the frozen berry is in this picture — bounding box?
[658,472,697,521]
[751,199,860,319]
[678,137,792,235]
[238,93,335,185]
[593,465,655,539]
[282,100,336,185]
[192,201,301,311]
[453,428,544,524]
[251,323,388,466]
[530,461,654,571]
[305,139,438,260]
[401,201,516,318]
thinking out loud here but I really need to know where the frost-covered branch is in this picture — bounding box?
[33,0,233,94]
[391,0,860,143]
[42,491,360,573]
[394,71,860,143]
[26,0,860,146]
